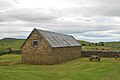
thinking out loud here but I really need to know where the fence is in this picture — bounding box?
[81,51,120,57]
[9,49,21,54]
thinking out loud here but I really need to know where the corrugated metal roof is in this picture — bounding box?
[36,29,81,47]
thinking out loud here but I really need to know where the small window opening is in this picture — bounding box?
[32,40,39,46]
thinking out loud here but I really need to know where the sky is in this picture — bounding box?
[0,0,120,42]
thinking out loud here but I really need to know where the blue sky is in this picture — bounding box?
[0,0,120,42]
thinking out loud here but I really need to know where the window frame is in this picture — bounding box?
[32,40,39,46]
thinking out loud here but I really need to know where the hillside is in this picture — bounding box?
[0,38,119,52]
[77,40,91,46]
[0,38,25,49]
[78,40,120,52]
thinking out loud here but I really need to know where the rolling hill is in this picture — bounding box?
[78,40,120,52]
[0,38,25,49]
[0,38,120,52]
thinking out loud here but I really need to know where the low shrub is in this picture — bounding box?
[0,49,9,55]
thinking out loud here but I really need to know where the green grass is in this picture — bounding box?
[0,54,20,63]
[0,39,119,51]
[78,40,91,45]
[78,40,120,52]
[0,54,120,80]
[104,42,120,52]
[82,46,110,51]
[0,39,25,49]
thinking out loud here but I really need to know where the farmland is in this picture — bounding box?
[0,38,25,49]
[0,38,120,52]
[78,40,120,52]
[0,54,120,80]
[0,38,120,80]
[0,39,25,55]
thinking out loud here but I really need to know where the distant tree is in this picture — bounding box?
[81,44,86,46]
[95,43,98,46]
[101,43,104,46]
[88,44,91,46]
[91,43,94,44]
[99,42,104,46]
[98,43,100,46]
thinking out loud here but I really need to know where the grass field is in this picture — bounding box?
[78,40,120,52]
[0,39,25,49]
[0,54,120,80]
[0,38,119,52]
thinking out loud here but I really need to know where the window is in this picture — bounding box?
[32,40,39,46]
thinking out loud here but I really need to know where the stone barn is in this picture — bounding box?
[21,28,81,64]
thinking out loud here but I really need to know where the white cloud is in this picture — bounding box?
[0,0,15,11]
[71,30,120,42]
[0,0,120,42]
[15,0,79,9]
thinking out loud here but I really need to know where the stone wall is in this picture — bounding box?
[81,51,120,57]
[9,49,21,54]
[50,46,82,64]
[21,29,52,64]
